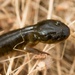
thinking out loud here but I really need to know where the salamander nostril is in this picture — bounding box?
[55,21,61,26]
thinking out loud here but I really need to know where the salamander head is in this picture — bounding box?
[35,20,70,43]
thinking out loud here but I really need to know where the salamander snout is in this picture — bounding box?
[61,25,70,40]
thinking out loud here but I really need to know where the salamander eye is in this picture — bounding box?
[55,21,61,26]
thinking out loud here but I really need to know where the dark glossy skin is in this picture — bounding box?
[0,20,70,56]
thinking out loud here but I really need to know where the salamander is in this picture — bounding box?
[0,19,70,56]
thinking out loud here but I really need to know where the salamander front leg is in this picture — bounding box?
[24,43,50,55]
[13,42,50,55]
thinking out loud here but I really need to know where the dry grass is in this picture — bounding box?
[0,0,75,75]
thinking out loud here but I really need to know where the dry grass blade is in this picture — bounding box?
[0,0,75,75]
